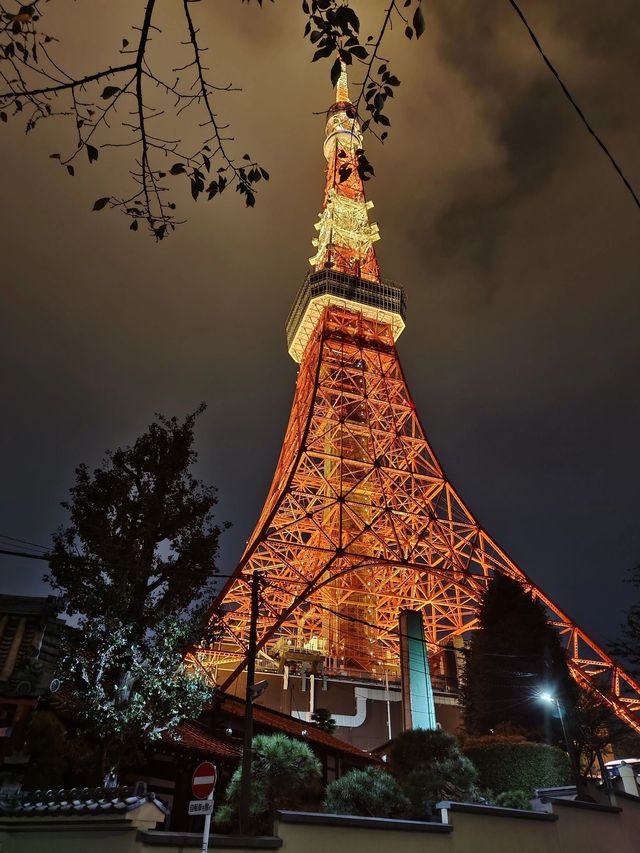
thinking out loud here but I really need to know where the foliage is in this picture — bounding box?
[462,732,527,750]
[46,407,225,775]
[463,740,571,796]
[65,617,215,762]
[494,789,532,810]
[48,405,225,628]
[611,562,640,676]
[21,711,70,788]
[613,729,640,760]
[0,1,424,237]
[311,707,336,734]
[606,562,640,761]
[215,733,322,833]
[388,728,478,817]
[461,573,575,737]
[301,0,424,180]
[22,711,98,789]
[570,681,633,775]
[323,766,409,818]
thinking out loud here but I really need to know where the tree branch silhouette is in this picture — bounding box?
[0,0,424,238]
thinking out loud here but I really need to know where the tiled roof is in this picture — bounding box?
[167,721,241,760]
[219,694,380,763]
[0,783,168,818]
[47,688,376,765]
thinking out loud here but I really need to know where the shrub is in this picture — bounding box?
[464,740,571,795]
[215,733,322,833]
[462,733,527,750]
[311,708,336,735]
[22,712,70,788]
[323,766,410,818]
[389,728,478,818]
[494,789,532,810]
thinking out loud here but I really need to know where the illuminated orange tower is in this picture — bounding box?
[201,65,640,732]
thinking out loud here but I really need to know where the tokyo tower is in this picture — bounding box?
[198,65,640,734]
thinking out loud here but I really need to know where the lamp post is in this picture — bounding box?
[539,691,585,799]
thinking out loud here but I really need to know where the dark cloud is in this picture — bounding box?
[1,0,639,651]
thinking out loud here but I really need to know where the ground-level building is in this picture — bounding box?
[0,595,64,786]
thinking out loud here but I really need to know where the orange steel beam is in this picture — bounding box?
[196,305,640,734]
[195,64,640,733]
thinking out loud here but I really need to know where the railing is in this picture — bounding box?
[286,269,407,350]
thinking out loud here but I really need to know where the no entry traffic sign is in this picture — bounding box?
[192,761,217,799]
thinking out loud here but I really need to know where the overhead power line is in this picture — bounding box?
[508,0,640,210]
[0,548,50,562]
[0,534,49,552]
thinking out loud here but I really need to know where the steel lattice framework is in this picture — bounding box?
[196,64,640,734]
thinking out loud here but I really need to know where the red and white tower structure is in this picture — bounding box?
[198,66,640,735]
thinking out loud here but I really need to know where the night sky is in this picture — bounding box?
[1,1,639,652]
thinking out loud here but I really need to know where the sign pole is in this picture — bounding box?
[201,789,214,853]
[190,760,217,852]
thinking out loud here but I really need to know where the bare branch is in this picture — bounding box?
[0,0,269,238]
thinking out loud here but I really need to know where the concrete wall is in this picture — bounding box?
[0,802,163,853]
[276,813,451,853]
[551,798,640,853]
[2,793,640,853]
[273,798,640,853]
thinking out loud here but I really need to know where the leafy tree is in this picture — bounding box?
[21,711,70,789]
[311,707,336,734]
[0,1,424,238]
[215,733,322,833]
[21,711,98,789]
[570,682,633,775]
[323,766,409,818]
[611,562,640,675]
[46,406,226,779]
[388,728,478,817]
[461,574,574,737]
[604,562,640,761]
[613,728,640,760]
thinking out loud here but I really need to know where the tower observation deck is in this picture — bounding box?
[197,62,640,736]
[286,269,406,362]
[286,63,405,362]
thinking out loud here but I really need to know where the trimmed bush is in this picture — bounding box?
[389,729,478,818]
[464,741,571,796]
[215,733,322,833]
[494,789,532,810]
[323,766,410,818]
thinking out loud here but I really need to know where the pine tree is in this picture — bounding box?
[47,406,226,778]
[311,708,336,734]
[388,729,477,817]
[461,574,574,737]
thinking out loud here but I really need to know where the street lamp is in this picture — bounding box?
[539,690,584,799]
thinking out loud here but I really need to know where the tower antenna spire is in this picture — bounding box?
[335,59,351,105]
[309,57,381,283]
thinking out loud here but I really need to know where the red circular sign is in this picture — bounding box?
[192,761,217,799]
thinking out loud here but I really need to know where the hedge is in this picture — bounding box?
[323,766,410,818]
[463,741,571,795]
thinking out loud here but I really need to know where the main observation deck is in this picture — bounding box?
[286,269,407,362]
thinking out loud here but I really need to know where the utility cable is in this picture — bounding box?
[0,548,49,561]
[0,533,49,552]
[508,0,640,209]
